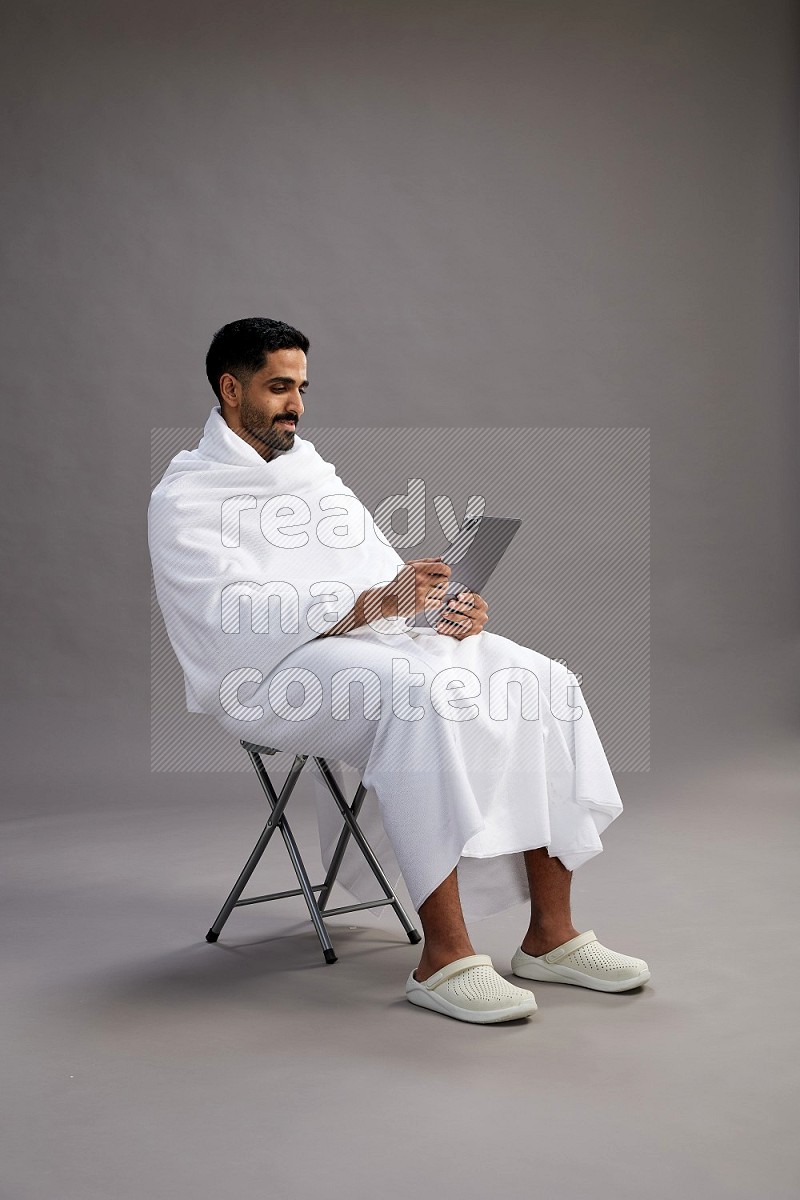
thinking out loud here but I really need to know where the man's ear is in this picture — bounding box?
[218,372,241,410]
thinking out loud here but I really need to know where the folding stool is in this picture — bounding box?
[205,740,422,963]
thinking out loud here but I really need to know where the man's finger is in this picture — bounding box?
[443,595,480,614]
[437,611,470,630]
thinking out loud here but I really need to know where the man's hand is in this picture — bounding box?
[316,557,451,638]
[378,557,453,621]
[434,589,489,640]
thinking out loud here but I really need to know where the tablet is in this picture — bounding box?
[411,514,522,628]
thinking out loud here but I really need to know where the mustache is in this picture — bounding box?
[274,414,298,425]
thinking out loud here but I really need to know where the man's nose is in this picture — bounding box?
[288,391,304,415]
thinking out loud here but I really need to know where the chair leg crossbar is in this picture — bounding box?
[205,740,422,963]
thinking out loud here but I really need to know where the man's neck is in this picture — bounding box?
[225,419,288,462]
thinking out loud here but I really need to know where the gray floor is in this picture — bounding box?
[3,734,799,1200]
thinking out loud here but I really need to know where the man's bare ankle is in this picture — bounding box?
[521,923,580,956]
[415,943,475,982]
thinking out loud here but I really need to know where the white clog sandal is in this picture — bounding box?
[511,930,650,993]
[405,954,538,1024]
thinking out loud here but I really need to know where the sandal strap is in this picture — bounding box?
[543,930,598,964]
[422,954,494,990]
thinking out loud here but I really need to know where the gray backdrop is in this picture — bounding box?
[2,4,799,1199]
[3,0,797,818]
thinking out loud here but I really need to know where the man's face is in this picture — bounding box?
[220,347,307,459]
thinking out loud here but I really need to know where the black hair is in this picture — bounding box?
[205,317,310,401]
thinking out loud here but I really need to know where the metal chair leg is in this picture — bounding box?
[206,745,421,962]
[205,752,307,942]
[273,811,337,963]
[313,757,422,945]
[316,780,368,912]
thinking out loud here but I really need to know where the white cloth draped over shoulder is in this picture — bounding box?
[148,406,624,921]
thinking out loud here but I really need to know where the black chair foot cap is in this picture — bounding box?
[324,949,338,964]
[205,930,219,943]
[408,930,422,944]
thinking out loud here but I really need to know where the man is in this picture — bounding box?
[148,317,650,1025]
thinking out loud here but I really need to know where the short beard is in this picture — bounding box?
[239,391,297,456]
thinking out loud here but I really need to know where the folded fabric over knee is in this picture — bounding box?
[268,629,624,922]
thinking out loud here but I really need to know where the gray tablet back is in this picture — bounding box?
[412,515,521,629]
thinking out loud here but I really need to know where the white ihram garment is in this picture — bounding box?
[148,407,624,922]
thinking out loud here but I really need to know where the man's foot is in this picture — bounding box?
[511,930,650,993]
[406,954,538,1024]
